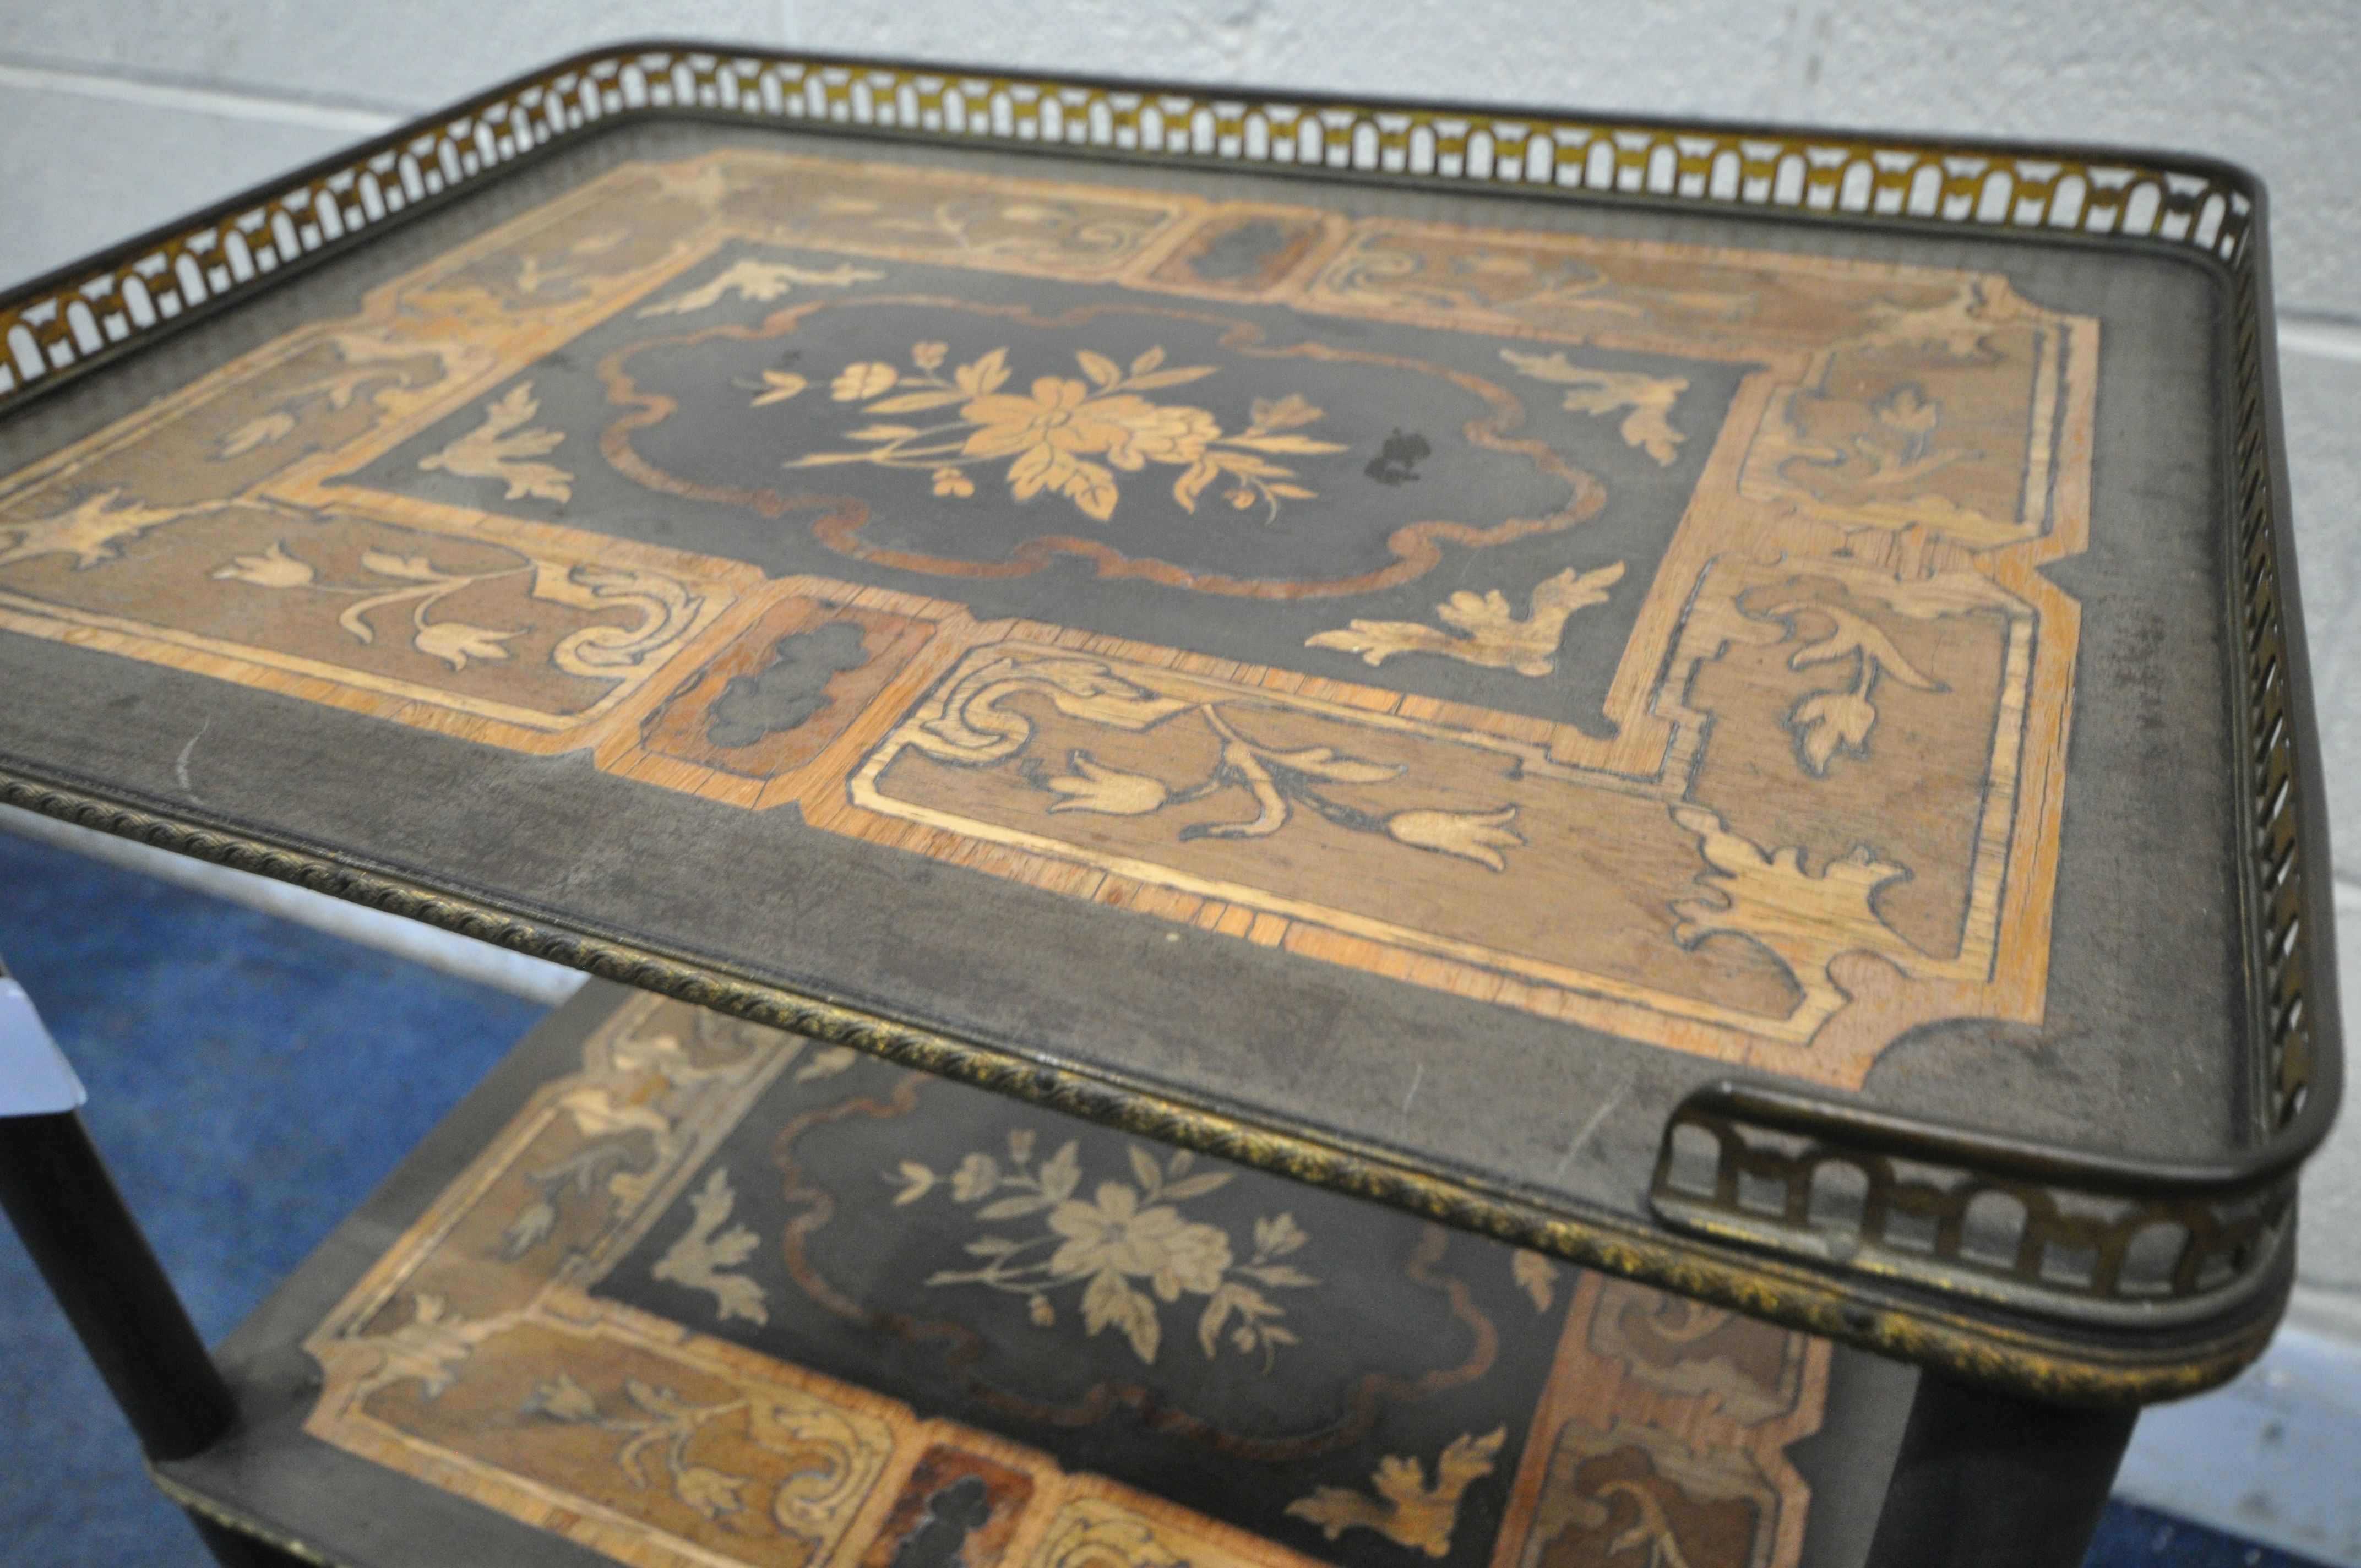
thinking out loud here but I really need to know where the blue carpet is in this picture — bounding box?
[0,829,2333,1568]
[2091,1501,2332,1567]
[0,830,547,1568]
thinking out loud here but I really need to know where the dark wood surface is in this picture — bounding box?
[0,118,2261,1360]
[163,981,1917,1568]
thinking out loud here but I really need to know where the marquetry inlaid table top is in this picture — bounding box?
[0,52,2337,1405]
[161,982,1911,1568]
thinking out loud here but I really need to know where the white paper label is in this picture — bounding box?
[0,979,86,1116]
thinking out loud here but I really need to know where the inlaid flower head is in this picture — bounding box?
[1047,1181,1233,1302]
[958,377,1221,520]
[785,341,1337,525]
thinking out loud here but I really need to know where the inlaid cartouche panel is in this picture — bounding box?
[304,992,1832,1568]
[0,147,2095,1086]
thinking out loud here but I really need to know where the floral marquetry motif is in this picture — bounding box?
[783,340,1347,525]
[303,991,1833,1568]
[0,143,2094,1088]
[895,1131,1319,1371]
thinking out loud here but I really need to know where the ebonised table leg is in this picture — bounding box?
[0,1109,280,1565]
[0,1109,235,1459]
[1863,1368,2136,1567]
[2,952,308,1562]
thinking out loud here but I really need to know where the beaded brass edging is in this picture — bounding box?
[0,767,2280,1407]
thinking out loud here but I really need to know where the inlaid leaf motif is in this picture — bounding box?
[651,1167,768,1326]
[637,258,883,317]
[831,361,900,401]
[211,541,315,589]
[1813,382,1964,498]
[1084,1265,1163,1364]
[977,1189,1056,1221]
[1254,1213,1307,1259]
[1197,1280,1291,1358]
[418,383,573,503]
[1792,689,1876,775]
[1037,1139,1081,1202]
[1858,279,2006,360]
[1501,347,1689,465]
[1249,393,1321,430]
[219,411,296,458]
[525,1367,755,1521]
[1768,600,1941,776]
[1512,1249,1559,1313]
[556,1086,671,1140]
[412,619,521,670]
[1077,349,1123,389]
[499,1139,644,1260]
[510,230,625,298]
[315,1292,493,1403]
[0,488,187,570]
[502,1197,557,1257]
[954,347,1011,397]
[357,548,442,582]
[795,1046,859,1081]
[1172,457,1220,513]
[889,1161,937,1205]
[749,370,808,406]
[951,1152,1001,1202]
[671,1464,749,1521]
[1161,1170,1233,1204]
[1789,604,1934,684]
[1307,562,1626,677]
[525,1369,599,1422]
[206,342,425,460]
[379,1295,476,1396]
[1669,804,1919,1031]
[1286,1427,1508,1558]
[1876,383,1941,442]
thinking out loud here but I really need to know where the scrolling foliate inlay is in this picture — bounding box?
[303,990,1831,1568]
[0,146,2093,1085]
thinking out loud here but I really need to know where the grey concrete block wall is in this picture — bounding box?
[3,0,2357,1303]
